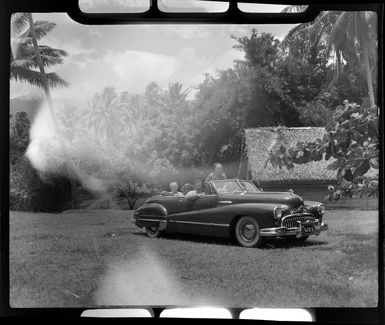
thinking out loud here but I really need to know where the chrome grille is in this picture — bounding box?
[282,215,315,228]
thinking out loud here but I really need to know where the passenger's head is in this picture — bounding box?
[181,183,194,195]
[214,163,224,175]
[169,181,179,193]
[194,179,203,192]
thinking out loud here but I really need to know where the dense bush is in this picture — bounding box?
[10,156,74,212]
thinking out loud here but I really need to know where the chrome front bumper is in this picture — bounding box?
[260,219,328,238]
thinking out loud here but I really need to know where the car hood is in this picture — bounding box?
[219,192,303,211]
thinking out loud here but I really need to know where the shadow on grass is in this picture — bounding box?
[133,231,233,247]
[133,231,329,249]
[263,237,329,249]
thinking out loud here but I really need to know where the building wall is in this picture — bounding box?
[260,182,378,210]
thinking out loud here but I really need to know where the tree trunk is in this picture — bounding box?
[362,44,375,107]
[27,13,78,209]
[336,50,341,77]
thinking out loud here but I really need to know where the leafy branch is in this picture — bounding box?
[268,100,379,199]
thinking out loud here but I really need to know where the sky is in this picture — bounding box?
[10,0,298,105]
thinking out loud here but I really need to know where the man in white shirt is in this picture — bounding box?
[185,180,204,200]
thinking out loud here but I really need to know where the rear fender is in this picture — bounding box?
[134,203,168,230]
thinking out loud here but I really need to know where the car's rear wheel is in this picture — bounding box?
[145,224,162,238]
[234,216,263,248]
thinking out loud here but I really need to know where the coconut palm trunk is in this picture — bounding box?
[27,13,78,209]
[361,40,375,107]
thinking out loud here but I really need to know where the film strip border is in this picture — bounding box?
[6,306,380,322]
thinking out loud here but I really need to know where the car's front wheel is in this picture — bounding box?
[145,224,162,238]
[234,216,263,248]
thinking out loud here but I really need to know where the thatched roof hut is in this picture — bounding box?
[244,127,337,185]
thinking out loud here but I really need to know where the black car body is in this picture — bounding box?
[133,179,328,247]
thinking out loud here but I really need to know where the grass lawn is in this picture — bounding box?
[10,209,379,308]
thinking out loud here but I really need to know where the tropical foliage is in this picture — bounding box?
[10,113,74,212]
[282,7,378,106]
[268,100,379,199]
[10,112,30,165]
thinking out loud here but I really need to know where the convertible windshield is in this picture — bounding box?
[213,180,243,194]
[239,181,260,192]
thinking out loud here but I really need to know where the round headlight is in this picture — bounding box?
[318,204,326,215]
[273,206,282,220]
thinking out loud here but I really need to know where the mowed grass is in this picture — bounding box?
[10,209,378,308]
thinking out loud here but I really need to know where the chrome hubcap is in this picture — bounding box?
[241,222,257,241]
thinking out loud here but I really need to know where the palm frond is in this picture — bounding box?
[10,58,35,69]
[41,71,70,88]
[39,46,68,57]
[309,11,333,30]
[328,12,350,52]
[13,44,68,68]
[19,20,56,40]
[10,67,69,88]
[282,23,311,46]
[11,13,29,36]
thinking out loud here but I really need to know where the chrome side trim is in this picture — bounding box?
[168,220,230,227]
[138,218,163,222]
[218,201,232,204]
[134,218,167,231]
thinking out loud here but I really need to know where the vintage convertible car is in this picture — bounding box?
[133,179,328,247]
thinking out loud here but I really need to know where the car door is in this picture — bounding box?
[167,195,220,236]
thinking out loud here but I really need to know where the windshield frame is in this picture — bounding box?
[238,180,261,192]
[212,179,245,194]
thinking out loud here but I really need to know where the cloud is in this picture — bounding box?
[46,45,239,103]
[15,44,241,106]
[103,49,179,90]
[164,25,210,39]
[42,36,96,68]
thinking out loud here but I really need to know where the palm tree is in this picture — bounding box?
[85,87,128,147]
[11,13,69,88]
[161,82,190,119]
[282,8,377,106]
[23,13,78,209]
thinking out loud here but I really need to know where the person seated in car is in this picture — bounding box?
[185,180,204,200]
[181,183,195,196]
[205,162,227,182]
[160,181,184,197]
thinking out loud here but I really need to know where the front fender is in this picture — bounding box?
[220,203,281,229]
[304,200,324,218]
